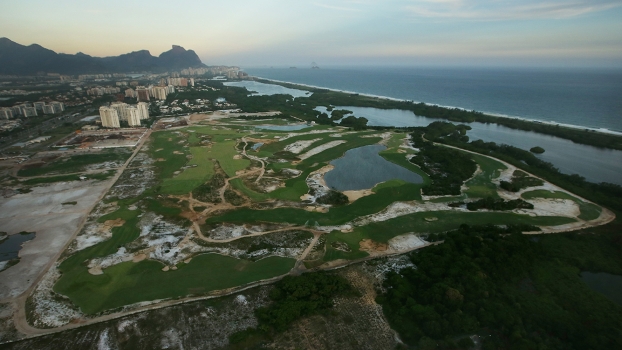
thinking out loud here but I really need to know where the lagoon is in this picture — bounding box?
[224,81,311,98]
[317,106,622,185]
[324,144,423,191]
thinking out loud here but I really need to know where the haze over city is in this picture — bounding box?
[1,0,622,67]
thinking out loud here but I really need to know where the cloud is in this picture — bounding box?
[405,0,622,20]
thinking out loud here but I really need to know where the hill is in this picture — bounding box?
[0,38,206,75]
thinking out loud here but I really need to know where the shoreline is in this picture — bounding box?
[250,76,622,137]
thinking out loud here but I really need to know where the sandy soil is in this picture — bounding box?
[343,189,374,202]
[0,180,113,300]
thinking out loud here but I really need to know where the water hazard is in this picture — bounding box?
[324,144,423,191]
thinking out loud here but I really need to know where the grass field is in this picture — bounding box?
[160,147,215,194]
[208,181,424,227]
[206,141,250,177]
[19,171,114,185]
[322,211,577,262]
[18,151,130,177]
[55,254,295,314]
[522,190,602,221]
[464,153,507,199]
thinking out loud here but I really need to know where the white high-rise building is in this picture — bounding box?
[0,108,13,119]
[152,86,168,100]
[99,106,120,128]
[50,101,64,113]
[42,105,55,114]
[21,107,38,117]
[127,107,141,127]
[125,88,137,98]
[137,102,150,120]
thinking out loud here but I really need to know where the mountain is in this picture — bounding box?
[0,38,206,75]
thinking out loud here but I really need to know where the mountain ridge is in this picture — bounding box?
[0,38,206,75]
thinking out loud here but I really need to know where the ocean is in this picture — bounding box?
[244,67,622,133]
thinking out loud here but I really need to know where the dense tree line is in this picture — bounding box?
[229,272,356,347]
[449,197,534,211]
[416,122,622,212]
[378,225,622,349]
[409,129,477,196]
[316,190,349,206]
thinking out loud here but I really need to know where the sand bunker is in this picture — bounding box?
[388,234,427,251]
[343,189,373,202]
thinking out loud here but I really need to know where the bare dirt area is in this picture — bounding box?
[0,179,113,300]
[270,265,399,350]
[3,287,273,350]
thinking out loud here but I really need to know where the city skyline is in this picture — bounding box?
[1,0,622,68]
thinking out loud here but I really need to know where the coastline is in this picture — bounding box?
[251,76,622,137]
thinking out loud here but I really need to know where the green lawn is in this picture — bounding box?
[522,190,602,221]
[206,141,250,177]
[208,181,424,227]
[55,254,295,314]
[464,153,507,199]
[160,147,215,194]
[322,211,577,262]
[18,151,130,177]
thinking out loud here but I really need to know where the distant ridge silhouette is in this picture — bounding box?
[0,38,206,75]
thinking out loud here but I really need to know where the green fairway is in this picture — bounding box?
[464,153,507,199]
[206,140,250,177]
[322,211,577,262]
[208,181,424,227]
[160,147,215,194]
[522,190,602,221]
[55,254,295,314]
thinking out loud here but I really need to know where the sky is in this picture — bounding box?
[1,0,622,68]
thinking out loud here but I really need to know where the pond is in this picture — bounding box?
[581,272,622,307]
[224,81,311,98]
[324,144,423,191]
[256,124,309,131]
[0,232,36,262]
[316,106,622,185]
[251,142,264,151]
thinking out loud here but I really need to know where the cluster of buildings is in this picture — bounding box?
[125,85,176,101]
[87,86,121,96]
[78,73,126,81]
[0,101,64,119]
[99,102,149,128]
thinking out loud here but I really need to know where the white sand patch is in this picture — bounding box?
[517,198,580,218]
[283,138,321,154]
[29,264,83,328]
[304,165,333,202]
[388,234,427,251]
[298,140,347,160]
[276,129,339,142]
[0,261,8,272]
[353,201,466,226]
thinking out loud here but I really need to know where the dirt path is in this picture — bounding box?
[240,137,266,183]
[10,129,152,338]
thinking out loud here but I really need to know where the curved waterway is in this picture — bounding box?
[324,144,423,191]
[316,106,622,185]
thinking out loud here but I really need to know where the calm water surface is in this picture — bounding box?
[317,106,622,185]
[324,144,423,191]
[581,272,622,307]
[224,81,311,98]
[0,232,35,262]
